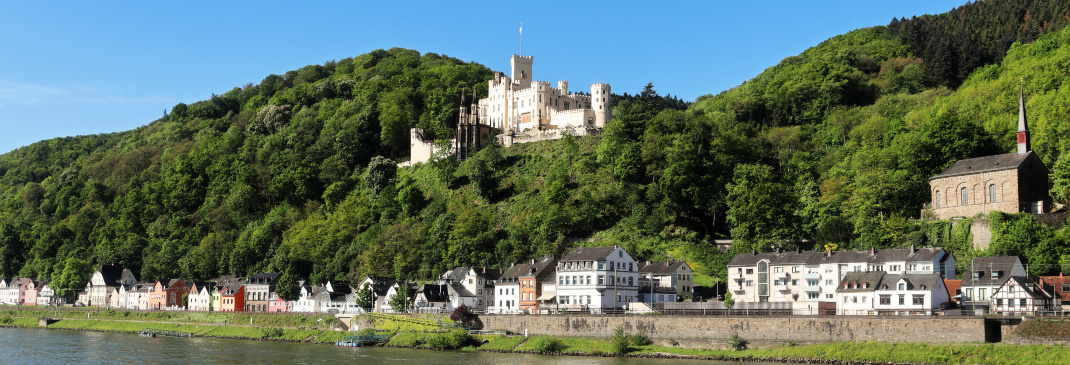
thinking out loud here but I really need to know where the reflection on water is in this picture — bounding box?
[0,327,753,364]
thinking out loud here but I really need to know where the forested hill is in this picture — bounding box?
[4,0,1070,293]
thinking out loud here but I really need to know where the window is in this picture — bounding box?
[774,267,783,273]
[598,261,605,270]
[745,269,753,275]
[961,187,968,205]
[1062,285,1070,292]
[774,279,784,285]
[912,295,924,305]
[1020,299,1027,307]
[965,289,973,301]
[989,184,997,202]
[879,295,891,305]
[898,283,905,290]
[996,299,1003,306]
[898,295,905,305]
[792,279,799,286]
[935,190,941,208]
[746,280,754,287]
[807,279,819,286]
[826,279,834,285]
[792,266,800,273]
[978,288,987,300]
[598,275,604,285]
[826,293,834,299]
[1008,299,1015,307]
[807,293,819,299]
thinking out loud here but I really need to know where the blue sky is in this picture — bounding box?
[0,1,969,154]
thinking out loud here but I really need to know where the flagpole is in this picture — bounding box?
[520,22,523,56]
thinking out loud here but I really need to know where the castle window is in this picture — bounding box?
[989,184,997,203]
[935,191,941,208]
[961,187,968,205]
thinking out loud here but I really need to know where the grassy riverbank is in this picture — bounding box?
[2,308,1068,365]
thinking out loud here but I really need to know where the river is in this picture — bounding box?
[0,328,769,364]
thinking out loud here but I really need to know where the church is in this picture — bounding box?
[924,87,1050,220]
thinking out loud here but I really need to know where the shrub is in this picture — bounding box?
[630,332,652,346]
[449,305,475,326]
[426,330,472,350]
[611,325,631,354]
[527,335,565,354]
[261,327,284,338]
[356,328,377,337]
[0,317,12,325]
[728,333,748,351]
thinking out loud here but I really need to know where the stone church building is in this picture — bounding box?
[925,88,1050,220]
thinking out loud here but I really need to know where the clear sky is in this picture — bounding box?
[0,1,970,154]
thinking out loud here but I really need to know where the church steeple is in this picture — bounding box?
[1017,83,1030,154]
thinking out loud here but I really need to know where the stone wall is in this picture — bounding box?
[970,219,992,250]
[478,315,986,343]
[928,169,1020,220]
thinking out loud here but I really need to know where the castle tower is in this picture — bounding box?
[558,81,568,95]
[591,83,612,128]
[1017,85,1030,154]
[510,55,533,89]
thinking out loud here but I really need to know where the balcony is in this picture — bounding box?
[802,286,822,292]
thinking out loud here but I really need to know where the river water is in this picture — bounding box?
[0,328,766,364]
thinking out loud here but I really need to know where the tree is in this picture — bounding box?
[356,283,375,311]
[449,304,475,326]
[275,268,299,301]
[723,291,735,310]
[725,164,799,251]
[51,257,94,297]
[388,283,410,313]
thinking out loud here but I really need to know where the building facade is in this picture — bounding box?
[555,246,639,311]
[960,256,1028,311]
[924,87,1049,219]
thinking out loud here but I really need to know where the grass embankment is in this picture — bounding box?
[0,307,335,328]
[1007,318,1070,342]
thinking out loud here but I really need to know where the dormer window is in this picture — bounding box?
[991,271,1001,279]
[898,283,905,290]
[973,271,983,279]
[862,282,868,289]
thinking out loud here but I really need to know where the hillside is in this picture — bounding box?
[3,0,1070,291]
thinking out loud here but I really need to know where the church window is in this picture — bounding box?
[961,187,968,205]
[989,184,997,203]
[935,191,941,208]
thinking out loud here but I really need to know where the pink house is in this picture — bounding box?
[268,293,292,312]
[21,280,39,306]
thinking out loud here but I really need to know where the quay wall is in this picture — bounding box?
[478,315,987,343]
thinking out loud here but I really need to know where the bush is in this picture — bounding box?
[426,330,472,350]
[630,332,652,346]
[728,333,748,351]
[356,328,377,337]
[261,327,284,338]
[0,317,12,325]
[527,335,565,354]
[611,325,631,354]
[449,305,475,326]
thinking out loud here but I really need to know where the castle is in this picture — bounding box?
[923,86,1050,220]
[404,54,612,165]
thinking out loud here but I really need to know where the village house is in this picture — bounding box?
[924,87,1050,220]
[495,263,530,314]
[537,274,558,312]
[437,267,500,311]
[639,260,695,298]
[944,278,963,306]
[960,256,1027,312]
[268,291,292,313]
[519,256,557,313]
[0,278,16,304]
[990,276,1053,315]
[556,246,640,311]
[382,282,417,313]
[1040,274,1070,311]
[835,272,949,315]
[357,276,397,313]
[219,283,245,312]
[414,284,451,312]
[293,282,324,313]
[727,247,954,311]
[35,282,55,306]
[85,265,137,307]
[244,272,280,312]
[188,282,213,311]
[149,279,190,310]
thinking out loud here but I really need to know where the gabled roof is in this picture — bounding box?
[499,264,532,281]
[472,267,503,281]
[960,256,1021,287]
[729,248,948,267]
[836,272,886,293]
[522,256,557,279]
[167,279,191,288]
[878,273,943,291]
[96,265,129,287]
[1040,275,1070,301]
[930,152,1041,180]
[561,246,620,262]
[247,272,281,285]
[996,276,1052,299]
[639,260,690,275]
[418,284,450,303]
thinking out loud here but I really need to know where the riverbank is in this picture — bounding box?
[2,309,1068,364]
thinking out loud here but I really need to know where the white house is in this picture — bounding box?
[0,278,22,305]
[495,263,530,313]
[36,282,55,306]
[836,271,949,315]
[638,260,694,298]
[414,284,451,312]
[836,272,883,315]
[556,246,639,311]
[86,265,136,307]
[728,247,954,307]
[188,282,213,311]
[990,276,1053,315]
[437,267,500,311]
[960,256,1028,311]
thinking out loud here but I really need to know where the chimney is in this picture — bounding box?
[870,247,875,255]
[910,244,915,253]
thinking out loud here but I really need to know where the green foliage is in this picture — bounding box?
[424,330,473,350]
[728,333,749,351]
[261,327,284,338]
[388,284,410,313]
[611,325,631,354]
[630,332,653,346]
[722,291,735,309]
[526,335,566,354]
[355,283,374,310]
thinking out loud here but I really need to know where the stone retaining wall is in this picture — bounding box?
[478,315,986,343]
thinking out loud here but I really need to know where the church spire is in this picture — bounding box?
[1017,81,1030,154]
